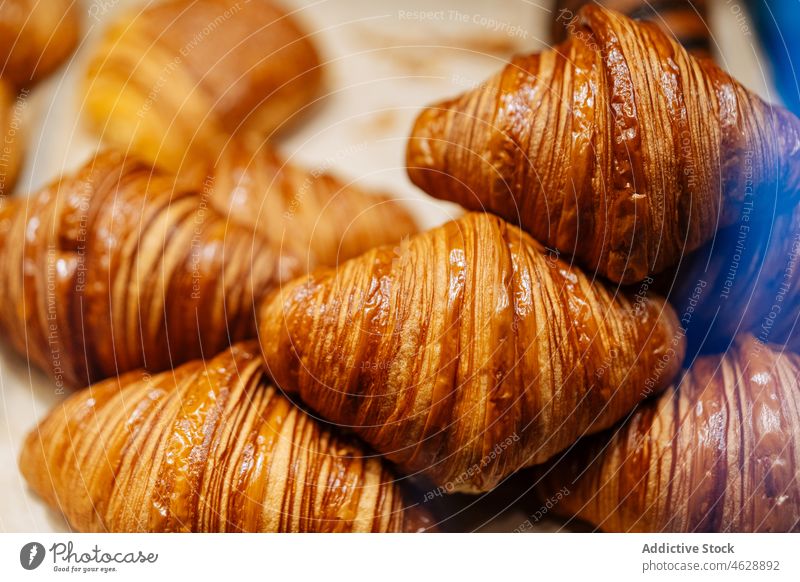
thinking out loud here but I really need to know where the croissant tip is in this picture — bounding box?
[18,425,47,503]
[406,105,441,187]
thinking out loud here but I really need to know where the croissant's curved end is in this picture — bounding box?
[406,100,455,201]
[19,343,433,533]
[407,5,800,284]
[540,334,800,532]
[260,212,685,493]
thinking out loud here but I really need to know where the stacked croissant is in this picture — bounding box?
[10,0,799,533]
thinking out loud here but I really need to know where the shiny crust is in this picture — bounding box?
[20,342,433,532]
[84,0,322,173]
[259,212,685,492]
[552,0,710,56]
[0,0,80,87]
[0,79,22,195]
[0,149,415,388]
[406,6,800,284]
[541,335,800,532]
[0,151,293,388]
[209,142,418,268]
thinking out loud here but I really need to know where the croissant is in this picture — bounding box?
[84,0,322,174]
[538,334,800,532]
[0,79,23,196]
[661,204,800,354]
[0,149,415,389]
[259,212,685,493]
[20,342,432,532]
[0,150,290,388]
[208,141,418,267]
[406,6,800,284]
[0,0,80,88]
[552,0,710,56]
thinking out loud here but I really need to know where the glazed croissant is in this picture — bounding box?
[407,6,800,284]
[259,212,685,493]
[0,150,414,388]
[208,141,418,267]
[20,342,432,532]
[539,334,800,532]
[552,0,710,56]
[0,151,290,388]
[0,0,80,88]
[84,0,322,174]
[662,204,800,354]
[0,79,23,196]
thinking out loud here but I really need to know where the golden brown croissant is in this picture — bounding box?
[661,204,800,354]
[0,151,291,389]
[407,6,800,284]
[208,141,418,267]
[259,212,685,493]
[0,0,80,88]
[84,0,322,174]
[20,342,433,532]
[0,149,414,389]
[0,79,23,196]
[552,0,710,56]
[538,334,800,532]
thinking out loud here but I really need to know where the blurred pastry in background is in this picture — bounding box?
[0,0,80,88]
[0,0,81,196]
[0,79,23,196]
[83,0,323,176]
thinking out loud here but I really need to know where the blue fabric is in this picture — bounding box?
[747,0,800,114]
